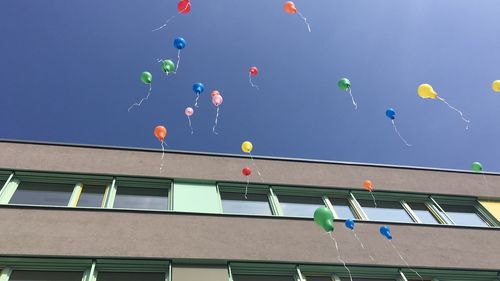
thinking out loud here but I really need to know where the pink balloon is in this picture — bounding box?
[185,107,194,116]
[212,95,223,106]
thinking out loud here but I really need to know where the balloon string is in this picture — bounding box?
[352,230,375,261]
[249,153,265,183]
[159,140,166,172]
[391,120,412,147]
[175,49,181,73]
[437,97,470,130]
[390,241,423,281]
[128,83,152,112]
[244,176,249,199]
[297,12,311,32]
[329,232,353,281]
[212,106,220,135]
[348,88,357,110]
[187,116,193,135]
[152,13,178,32]
[248,73,260,90]
[370,192,377,208]
[194,93,200,108]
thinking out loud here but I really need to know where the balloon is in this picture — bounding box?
[380,226,392,240]
[242,167,252,176]
[177,0,191,14]
[338,78,351,91]
[241,141,253,153]
[492,80,500,92]
[154,126,167,142]
[471,162,483,172]
[418,84,438,99]
[249,66,258,77]
[162,60,175,74]
[174,37,187,50]
[284,1,297,14]
[212,94,223,107]
[140,71,152,84]
[185,107,193,117]
[345,218,355,230]
[363,180,373,192]
[314,207,334,233]
[193,82,204,94]
[386,108,396,120]
[211,90,220,97]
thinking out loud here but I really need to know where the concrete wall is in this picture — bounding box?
[0,141,499,198]
[0,207,499,270]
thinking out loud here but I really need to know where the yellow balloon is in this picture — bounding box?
[492,80,500,92]
[418,84,438,99]
[241,141,253,153]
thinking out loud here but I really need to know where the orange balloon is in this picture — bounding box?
[154,125,167,142]
[284,1,297,14]
[363,180,373,192]
[211,90,220,97]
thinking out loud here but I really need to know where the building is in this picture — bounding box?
[0,140,499,281]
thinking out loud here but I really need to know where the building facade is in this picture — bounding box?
[0,140,499,281]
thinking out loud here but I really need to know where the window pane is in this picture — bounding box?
[77,184,106,207]
[358,200,413,223]
[306,277,332,281]
[10,270,83,281]
[233,275,294,281]
[114,187,169,210]
[97,272,165,281]
[341,279,395,281]
[330,198,356,219]
[407,202,439,224]
[9,182,73,206]
[440,204,489,227]
[278,195,324,218]
[221,192,272,215]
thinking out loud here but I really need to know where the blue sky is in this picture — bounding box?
[1,0,499,171]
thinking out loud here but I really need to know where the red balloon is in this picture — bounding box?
[242,167,252,177]
[178,0,191,14]
[249,66,258,77]
[363,180,373,192]
[154,126,167,142]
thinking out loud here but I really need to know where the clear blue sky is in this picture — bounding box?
[1,0,500,171]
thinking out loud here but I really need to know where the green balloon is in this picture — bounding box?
[338,78,351,91]
[471,162,483,172]
[141,71,152,84]
[314,207,334,233]
[162,60,175,74]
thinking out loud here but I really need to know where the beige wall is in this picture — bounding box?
[0,141,499,198]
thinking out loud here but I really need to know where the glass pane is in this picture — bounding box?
[221,192,272,215]
[10,270,83,281]
[233,275,294,281]
[77,184,106,207]
[9,182,73,206]
[407,202,439,224]
[330,198,356,219]
[440,204,489,226]
[306,277,332,281]
[114,187,169,210]
[97,272,165,281]
[341,279,395,281]
[278,195,324,218]
[358,200,413,223]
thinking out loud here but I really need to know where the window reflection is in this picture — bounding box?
[358,200,413,223]
[114,187,169,210]
[9,270,83,281]
[407,202,440,224]
[77,184,106,208]
[278,195,324,218]
[9,182,73,206]
[440,204,488,226]
[330,198,356,219]
[97,272,166,281]
[221,192,272,215]
[232,275,294,281]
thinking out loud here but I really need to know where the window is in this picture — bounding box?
[220,192,272,215]
[439,204,489,227]
[278,195,324,218]
[358,200,413,223]
[9,182,74,206]
[340,279,395,281]
[329,198,356,219]
[232,275,294,281]
[406,202,440,224]
[113,187,169,210]
[9,270,83,281]
[305,277,332,281]
[97,272,165,281]
[77,184,106,208]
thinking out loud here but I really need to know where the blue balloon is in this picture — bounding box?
[386,108,396,120]
[192,82,204,94]
[345,218,355,230]
[380,225,392,240]
[174,37,187,50]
